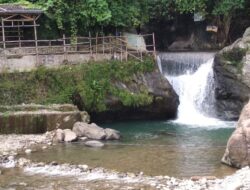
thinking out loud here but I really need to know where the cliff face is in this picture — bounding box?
[90,69,179,122]
[213,27,250,120]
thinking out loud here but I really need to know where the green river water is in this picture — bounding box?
[24,120,236,178]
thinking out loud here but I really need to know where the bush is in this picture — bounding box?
[0,57,155,112]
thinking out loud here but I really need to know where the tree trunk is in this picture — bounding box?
[216,14,233,47]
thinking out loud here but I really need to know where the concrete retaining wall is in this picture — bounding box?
[0,104,90,134]
[0,53,112,72]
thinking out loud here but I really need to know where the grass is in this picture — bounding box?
[0,57,155,112]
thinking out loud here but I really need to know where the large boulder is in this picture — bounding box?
[222,101,250,168]
[90,68,179,122]
[104,128,121,140]
[72,122,106,140]
[54,129,65,142]
[63,129,77,142]
[214,27,250,120]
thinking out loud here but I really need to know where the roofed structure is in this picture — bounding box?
[0,4,43,49]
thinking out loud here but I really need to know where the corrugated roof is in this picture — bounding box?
[0,4,43,14]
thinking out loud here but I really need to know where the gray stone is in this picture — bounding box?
[63,129,77,142]
[72,122,106,140]
[104,128,121,140]
[214,27,250,120]
[55,129,65,142]
[25,149,32,154]
[84,140,104,148]
[79,137,88,141]
[222,101,250,168]
[243,27,250,38]
[17,157,31,167]
[91,68,179,122]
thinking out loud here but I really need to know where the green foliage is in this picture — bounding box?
[212,0,245,16]
[175,0,207,14]
[107,0,149,28]
[0,58,155,112]
[148,0,174,20]
[222,48,247,71]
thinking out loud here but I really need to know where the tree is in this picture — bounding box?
[37,0,111,37]
[212,0,246,45]
[173,0,246,45]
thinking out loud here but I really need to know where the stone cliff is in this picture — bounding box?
[214,27,250,120]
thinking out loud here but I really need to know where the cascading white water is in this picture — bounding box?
[158,52,233,127]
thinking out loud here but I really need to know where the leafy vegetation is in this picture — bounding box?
[0,0,247,44]
[222,47,247,72]
[0,58,155,112]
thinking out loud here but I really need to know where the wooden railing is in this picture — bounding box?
[0,33,156,62]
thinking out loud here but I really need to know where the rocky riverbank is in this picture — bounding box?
[214,27,250,120]
[0,133,250,190]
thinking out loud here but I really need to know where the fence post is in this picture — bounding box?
[95,33,98,61]
[152,32,157,60]
[63,34,67,60]
[125,37,128,61]
[1,19,5,49]
[102,35,104,55]
[89,32,93,58]
[120,37,123,61]
[33,20,38,65]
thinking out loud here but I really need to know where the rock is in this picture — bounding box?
[79,137,88,141]
[54,129,65,142]
[42,146,47,150]
[222,101,250,168]
[84,140,104,148]
[168,34,195,51]
[25,149,32,154]
[104,128,121,140]
[72,122,106,140]
[63,129,77,142]
[50,161,58,166]
[243,27,250,38]
[17,157,31,167]
[90,68,179,122]
[79,164,89,171]
[214,27,250,120]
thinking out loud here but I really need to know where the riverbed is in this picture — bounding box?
[1,120,249,190]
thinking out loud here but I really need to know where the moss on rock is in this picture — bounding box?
[0,58,155,113]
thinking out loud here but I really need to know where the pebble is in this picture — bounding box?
[79,137,88,141]
[84,140,104,148]
[79,164,89,171]
[50,161,58,166]
[25,149,32,154]
[17,157,31,167]
[42,146,47,150]
[19,182,27,186]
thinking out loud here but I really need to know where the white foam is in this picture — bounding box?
[160,54,235,129]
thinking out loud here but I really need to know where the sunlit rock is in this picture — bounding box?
[84,140,104,148]
[63,129,77,142]
[222,101,250,167]
[73,122,106,140]
[104,128,120,140]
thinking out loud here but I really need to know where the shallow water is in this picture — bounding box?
[24,120,236,178]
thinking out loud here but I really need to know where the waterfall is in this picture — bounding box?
[158,52,228,127]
